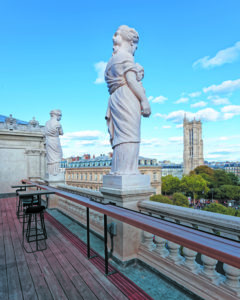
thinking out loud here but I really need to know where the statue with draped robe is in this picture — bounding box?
[45,109,63,175]
[105,25,151,175]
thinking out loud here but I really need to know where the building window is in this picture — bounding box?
[95,174,97,181]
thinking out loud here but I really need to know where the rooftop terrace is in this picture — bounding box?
[0,196,153,300]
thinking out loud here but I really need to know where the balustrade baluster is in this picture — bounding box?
[154,236,168,257]
[182,247,199,272]
[143,231,155,251]
[201,255,219,281]
[223,263,240,290]
[167,241,183,263]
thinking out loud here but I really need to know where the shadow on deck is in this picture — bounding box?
[0,197,152,300]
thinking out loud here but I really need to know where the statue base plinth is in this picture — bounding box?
[100,174,155,208]
[44,173,65,187]
[102,174,151,190]
[100,174,155,262]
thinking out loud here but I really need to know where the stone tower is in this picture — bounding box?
[183,115,204,175]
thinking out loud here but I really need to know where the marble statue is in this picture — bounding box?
[45,109,63,175]
[105,25,151,175]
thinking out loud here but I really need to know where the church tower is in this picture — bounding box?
[183,115,204,175]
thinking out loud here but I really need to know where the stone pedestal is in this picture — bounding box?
[44,173,65,208]
[45,172,65,187]
[100,174,155,262]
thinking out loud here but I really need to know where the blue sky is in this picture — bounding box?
[1,0,240,162]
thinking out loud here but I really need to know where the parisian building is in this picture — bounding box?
[206,161,240,178]
[183,116,204,175]
[0,114,46,193]
[63,155,162,194]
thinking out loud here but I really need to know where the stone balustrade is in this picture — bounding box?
[58,183,104,202]
[139,230,240,299]
[139,200,240,241]
[52,184,240,299]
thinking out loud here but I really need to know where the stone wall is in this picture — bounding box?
[0,115,45,193]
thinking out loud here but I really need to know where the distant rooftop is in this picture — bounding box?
[0,114,28,125]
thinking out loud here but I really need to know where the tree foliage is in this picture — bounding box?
[150,194,172,204]
[203,203,240,217]
[180,174,209,201]
[162,175,180,195]
[172,192,189,207]
[214,185,240,201]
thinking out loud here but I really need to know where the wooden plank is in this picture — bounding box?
[2,200,23,300]
[5,199,38,300]
[45,234,98,300]
[28,238,69,299]
[45,217,128,300]
[25,181,240,269]
[7,199,55,300]
[41,241,84,300]
[0,199,8,300]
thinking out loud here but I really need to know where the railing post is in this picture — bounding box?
[104,214,108,275]
[87,207,90,259]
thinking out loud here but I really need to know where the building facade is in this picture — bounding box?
[206,161,240,179]
[160,163,183,179]
[64,155,162,194]
[183,116,204,175]
[0,114,46,193]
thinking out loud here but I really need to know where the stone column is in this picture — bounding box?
[100,174,155,263]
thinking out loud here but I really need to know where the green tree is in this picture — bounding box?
[214,185,240,202]
[150,194,173,204]
[203,203,240,217]
[162,175,180,195]
[227,172,240,186]
[180,174,209,204]
[172,192,189,207]
[191,165,214,187]
[212,169,231,188]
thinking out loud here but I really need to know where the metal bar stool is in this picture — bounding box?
[22,205,47,253]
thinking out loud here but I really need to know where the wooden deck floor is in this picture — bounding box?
[0,197,151,300]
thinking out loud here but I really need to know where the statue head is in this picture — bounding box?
[50,109,62,121]
[113,25,139,55]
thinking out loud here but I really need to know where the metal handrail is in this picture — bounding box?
[23,179,240,271]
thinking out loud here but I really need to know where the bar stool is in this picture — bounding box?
[22,205,47,253]
[17,194,39,220]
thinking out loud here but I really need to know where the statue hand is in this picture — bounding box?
[141,100,151,117]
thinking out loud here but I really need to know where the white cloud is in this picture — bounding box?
[221,105,240,120]
[191,101,207,108]
[94,61,107,84]
[62,130,102,140]
[149,95,168,104]
[162,125,171,129]
[60,130,112,158]
[208,96,230,105]
[189,91,201,98]
[221,105,240,114]
[175,97,189,104]
[155,108,220,123]
[195,108,220,122]
[168,136,183,143]
[193,41,240,69]
[176,124,183,128]
[203,78,240,94]
[154,113,165,118]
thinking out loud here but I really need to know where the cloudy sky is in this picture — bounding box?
[1,0,240,162]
